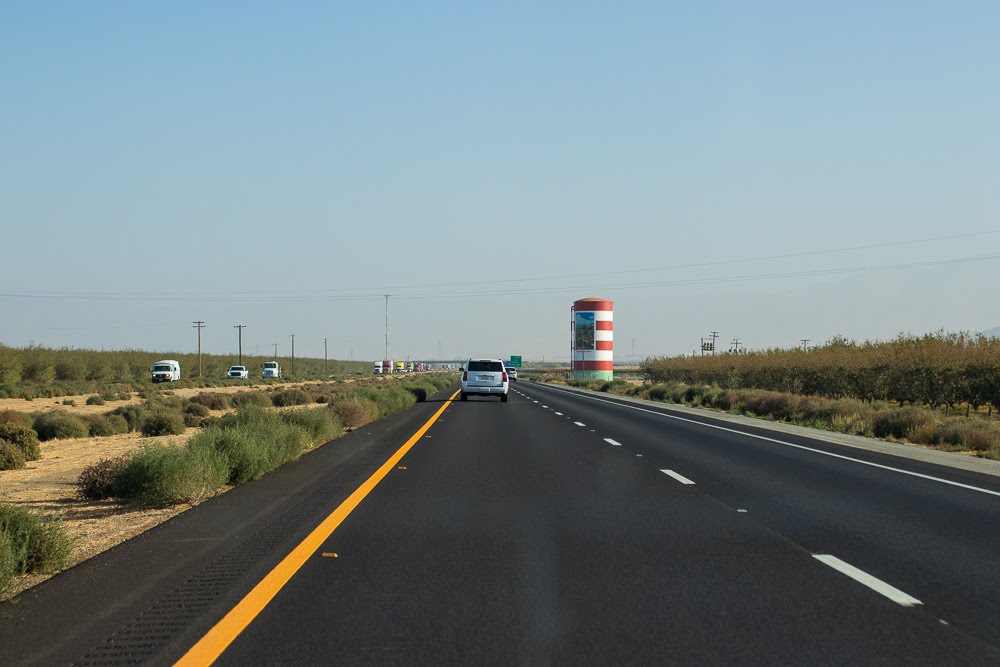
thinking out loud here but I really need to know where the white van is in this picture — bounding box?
[262,361,282,378]
[150,360,181,383]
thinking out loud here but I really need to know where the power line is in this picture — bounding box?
[1,253,998,303]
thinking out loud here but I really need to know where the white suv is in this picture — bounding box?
[460,358,509,402]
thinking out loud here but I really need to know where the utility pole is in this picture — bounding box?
[323,338,328,376]
[271,342,278,358]
[801,339,810,351]
[192,321,205,377]
[291,334,295,375]
[384,294,391,361]
[731,338,742,354]
[710,331,719,356]
[234,324,246,365]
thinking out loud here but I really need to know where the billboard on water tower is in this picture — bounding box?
[574,311,596,351]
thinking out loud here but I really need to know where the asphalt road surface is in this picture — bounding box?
[3,382,1000,665]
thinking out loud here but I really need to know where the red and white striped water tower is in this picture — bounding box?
[571,297,613,381]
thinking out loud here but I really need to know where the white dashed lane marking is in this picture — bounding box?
[574,422,586,427]
[660,469,696,485]
[604,438,623,447]
[813,555,922,607]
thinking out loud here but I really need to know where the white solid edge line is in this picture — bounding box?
[604,438,623,446]
[540,385,1000,498]
[813,554,922,607]
[574,422,586,427]
[661,469,696,485]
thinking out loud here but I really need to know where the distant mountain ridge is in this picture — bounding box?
[983,326,1000,339]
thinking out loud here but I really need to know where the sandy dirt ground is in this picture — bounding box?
[0,381,330,598]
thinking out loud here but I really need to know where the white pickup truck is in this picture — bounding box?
[227,365,249,379]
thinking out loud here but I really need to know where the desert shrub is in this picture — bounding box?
[0,423,41,461]
[182,403,210,427]
[707,389,734,411]
[280,408,342,444]
[193,407,309,485]
[85,395,105,406]
[189,392,230,411]
[140,411,186,437]
[736,390,802,421]
[0,530,14,595]
[112,443,227,507]
[693,385,725,407]
[76,455,130,500]
[796,397,865,422]
[427,375,458,390]
[231,391,272,408]
[314,394,333,404]
[109,404,146,432]
[929,420,1000,452]
[0,410,33,429]
[147,395,185,411]
[0,442,26,471]
[645,383,682,402]
[329,398,380,429]
[349,385,416,417]
[271,388,311,407]
[402,381,437,402]
[85,414,129,437]
[33,411,90,441]
[0,504,73,578]
[871,407,939,440]
[184,403,211,418]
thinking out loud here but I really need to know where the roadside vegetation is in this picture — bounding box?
[70,374,457,506]
[623,332,1000,461]
[0,505,73,597]
[0,344,372,399]
[643,332,1000,414]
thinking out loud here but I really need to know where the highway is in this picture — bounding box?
[2,382,1000,665]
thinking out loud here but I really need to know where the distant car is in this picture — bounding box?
[461,358,509,402]
[227,365,249,379]
[505,366,518,382]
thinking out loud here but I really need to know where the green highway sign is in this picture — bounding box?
[509,356,522,368]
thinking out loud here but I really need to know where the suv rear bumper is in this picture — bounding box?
[461,385,507,395]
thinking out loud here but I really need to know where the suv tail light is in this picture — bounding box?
[502,372,508,382]
[462,371,468,381]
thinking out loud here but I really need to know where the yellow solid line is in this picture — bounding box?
[175,389,460,666]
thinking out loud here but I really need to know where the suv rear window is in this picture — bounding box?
[468,361,504,372]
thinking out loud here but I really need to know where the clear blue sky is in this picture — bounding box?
[3,1,998,362]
